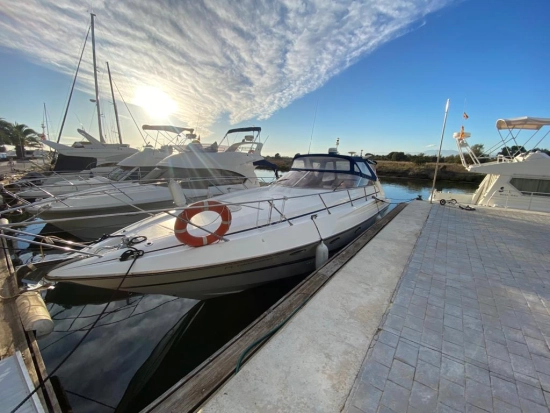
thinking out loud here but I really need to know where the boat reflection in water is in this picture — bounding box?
[39,274,306,412]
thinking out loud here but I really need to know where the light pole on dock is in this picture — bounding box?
[430,99,450,203]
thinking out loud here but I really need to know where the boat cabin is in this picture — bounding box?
[276,154,377,190]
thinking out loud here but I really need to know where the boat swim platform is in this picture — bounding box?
[148,201,550,413]
[0,235,63,412]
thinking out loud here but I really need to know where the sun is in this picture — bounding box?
[134,86,177,118]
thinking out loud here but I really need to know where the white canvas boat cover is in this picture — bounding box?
[496,117,550,130]
[142,125,194,134]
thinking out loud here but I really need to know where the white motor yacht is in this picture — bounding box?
[27,126,277,240]
[430,117,550,212]
[9,144,174,201]
[45,150,389,299]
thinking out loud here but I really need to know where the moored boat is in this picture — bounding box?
[45,149,389,299]
[430,117,550,212]
[26,126,276,240]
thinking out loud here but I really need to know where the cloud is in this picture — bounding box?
[0,0,455,134]
[425,144,436,148]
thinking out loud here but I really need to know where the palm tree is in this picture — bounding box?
[0,118,11,145]
[10,123,40,147]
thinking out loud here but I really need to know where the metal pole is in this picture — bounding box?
[91,13,105,143]
[430,99,450,204]
[106,62,123,144]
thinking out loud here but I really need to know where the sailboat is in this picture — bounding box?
[44,13,138,172]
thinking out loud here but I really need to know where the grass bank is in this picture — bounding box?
[261,157,484,184]
[375,161,484,183]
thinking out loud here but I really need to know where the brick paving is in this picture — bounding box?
[345,205,550,413]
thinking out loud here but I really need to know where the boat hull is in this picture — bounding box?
[47,206,387,299]
[38,200,175,241]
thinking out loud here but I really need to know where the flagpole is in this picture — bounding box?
[430,99,450,204]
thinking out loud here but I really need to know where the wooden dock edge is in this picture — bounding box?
[144,202,409,413]
[0,232,62,412]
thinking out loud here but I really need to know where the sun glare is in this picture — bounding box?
[134,86,177,118]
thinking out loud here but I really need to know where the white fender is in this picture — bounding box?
[168,179,187,207]
[16,292,53,337]
[315,241,329,269]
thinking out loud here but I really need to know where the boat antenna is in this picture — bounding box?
[106,61,123,144]
[307,99,319,154]
[90,13,105,143]
[429,99,450,204]
[57,25,90,143]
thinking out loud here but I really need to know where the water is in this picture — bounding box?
[380,176,477,205]
[36,177,477,412]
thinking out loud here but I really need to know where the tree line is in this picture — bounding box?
[267,142,549,170]
[374,143,549,165]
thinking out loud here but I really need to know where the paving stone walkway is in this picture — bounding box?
[345,205,550,413]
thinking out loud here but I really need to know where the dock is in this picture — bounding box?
[147,201,550,412]
[0,234,62,412]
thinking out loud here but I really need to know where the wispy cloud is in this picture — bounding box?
[0,0,455,133]
[425,144,436,148]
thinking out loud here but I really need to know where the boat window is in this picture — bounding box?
[124,166,156,181]
[356,161,376,180]
[144,167,246,185]
[107,166,131,181]
[510,178,550,197]
[290,156,351,172]
[275,170,362,189]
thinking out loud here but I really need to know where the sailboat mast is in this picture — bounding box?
[90,13,105,143]
[106,62,123,145]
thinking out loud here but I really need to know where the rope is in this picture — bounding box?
[9,248,144,413]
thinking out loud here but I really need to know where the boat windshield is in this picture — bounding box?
[107,166,129,181]
[143,166,246,185]
[275,155,375,189]
[107,166,156,182]
[276,170,367,189]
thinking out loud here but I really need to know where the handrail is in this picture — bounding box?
[0,185,383,231]
[0,233,102,257]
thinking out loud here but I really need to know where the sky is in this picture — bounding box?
[0,0,549,157]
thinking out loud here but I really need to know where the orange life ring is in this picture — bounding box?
[174,200,232,247]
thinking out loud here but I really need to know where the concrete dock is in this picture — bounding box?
[197,202,550,412]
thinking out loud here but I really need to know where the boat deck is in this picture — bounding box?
[197,202,550,412]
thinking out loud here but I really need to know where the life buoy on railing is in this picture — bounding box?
[174,200,232,247]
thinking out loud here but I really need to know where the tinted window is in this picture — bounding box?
[510,178,550,196]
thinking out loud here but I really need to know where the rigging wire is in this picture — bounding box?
[64,389,116,410]
[113,80,148,145]
[57,25,91,143]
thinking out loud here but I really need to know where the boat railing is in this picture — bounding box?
[496,155,514,163]
[251,184,383,229]
[0,183,385,240]
[485,187,550,210]
[7,173,270,203]
[0,226,101,257]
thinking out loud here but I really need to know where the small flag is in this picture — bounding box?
[463,112,469,120]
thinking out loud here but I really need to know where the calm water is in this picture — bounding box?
[37,177,477,412]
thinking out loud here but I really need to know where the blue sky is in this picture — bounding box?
[1,0,549,156]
